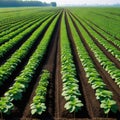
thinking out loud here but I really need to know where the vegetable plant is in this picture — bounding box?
[30,70,50,115]
[60,13,83,113]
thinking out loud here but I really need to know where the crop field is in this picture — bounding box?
[0,7,120,120]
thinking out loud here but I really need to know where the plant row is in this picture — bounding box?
[0,14,55,86]
[0,14,41,40]
[80,18,120,62]
[0,17,41,45]
[83,18,120,53]
[0,14,52,59]
[0,13,60,114]
[30,70,50,115]
[74,15,120,88]
[70,8,120,39]
[0,11,57,40]
[68,13,118,114]
[0,9,40,28]
[60,13,83,113]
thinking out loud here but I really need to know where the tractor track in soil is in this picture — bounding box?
[69,12,120,118]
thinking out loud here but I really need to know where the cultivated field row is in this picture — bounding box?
[0,7,120,119]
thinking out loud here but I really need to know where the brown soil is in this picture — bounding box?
[54,12,62,119]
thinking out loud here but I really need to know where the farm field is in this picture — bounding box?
[0,7,120,120]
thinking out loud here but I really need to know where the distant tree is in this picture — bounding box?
[51,2,57,7]
[0,0,54,7]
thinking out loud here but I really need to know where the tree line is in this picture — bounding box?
[0,0,57,7]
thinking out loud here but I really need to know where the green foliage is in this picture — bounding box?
[60,13,83,113]
[0,15,54,86]
[67,12,118,115]
[30,70,50,115]
[0,12,60,115]
[100,99,118,114]
[31,103,46,115]
[64,96,83,113]
[0,97,13,114]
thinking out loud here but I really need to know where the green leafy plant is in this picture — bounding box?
[0,13,60,115]
[30,103,46,115]
[100,99,118,114]
[30,70,50,115]
[67,12,118,115]
[60,13,83,113]
[64,96,83,113]
[0,97,13,114]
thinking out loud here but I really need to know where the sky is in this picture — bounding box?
[39,0,120,6]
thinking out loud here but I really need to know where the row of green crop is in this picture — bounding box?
[60,13,83,113]
[0,16,43,45]
[79,17,120,62]
[73,15,120,88]
[0,14,53,60]
[0,8,58,33]
[30,70,50,115]
[69,8,120,39]
[0,12,60,114]
[0,14,55,86]
[0,9,59,38]
[67,12,118,115]
[85,20,120,48]
[0,13,44,39]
